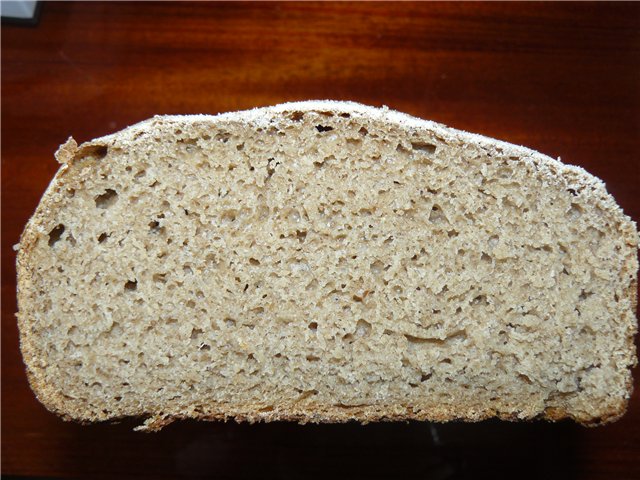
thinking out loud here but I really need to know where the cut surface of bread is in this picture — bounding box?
[16,101,638,431]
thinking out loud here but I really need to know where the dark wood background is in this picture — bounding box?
[2,2,639,479]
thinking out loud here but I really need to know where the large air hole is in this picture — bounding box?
[48,224,66,247]
[429,204,447,224]
[179,137,198,146]
[95,189,118,209]
[370,260,384,275]
[567,203,583,220]
[355,319,372,338]
[289,111,304,122]
[471,295,488,306]
[342,333,354,343]
[519,374,533,385]
[190,327,204,340]
[153,273,167,284]
[149,221,164,234]
[411,141,437,154]
[97,232,109,243]
[85,145,108,160]
[221,210,237,224]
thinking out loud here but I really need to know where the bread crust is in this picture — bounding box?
[16,101,638,430]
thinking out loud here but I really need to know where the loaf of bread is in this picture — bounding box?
[16,101,638,431]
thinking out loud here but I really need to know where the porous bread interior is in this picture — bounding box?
[17,104,638,430]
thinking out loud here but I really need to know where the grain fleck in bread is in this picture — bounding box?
[16,101,638,431]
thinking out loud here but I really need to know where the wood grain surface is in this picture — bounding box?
[2,2,639,479]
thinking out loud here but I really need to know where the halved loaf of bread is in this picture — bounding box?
[17,101,638,431]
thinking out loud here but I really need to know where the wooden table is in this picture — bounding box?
[2,2,639,478]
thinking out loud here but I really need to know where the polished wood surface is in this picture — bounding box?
[2,2,639,479]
